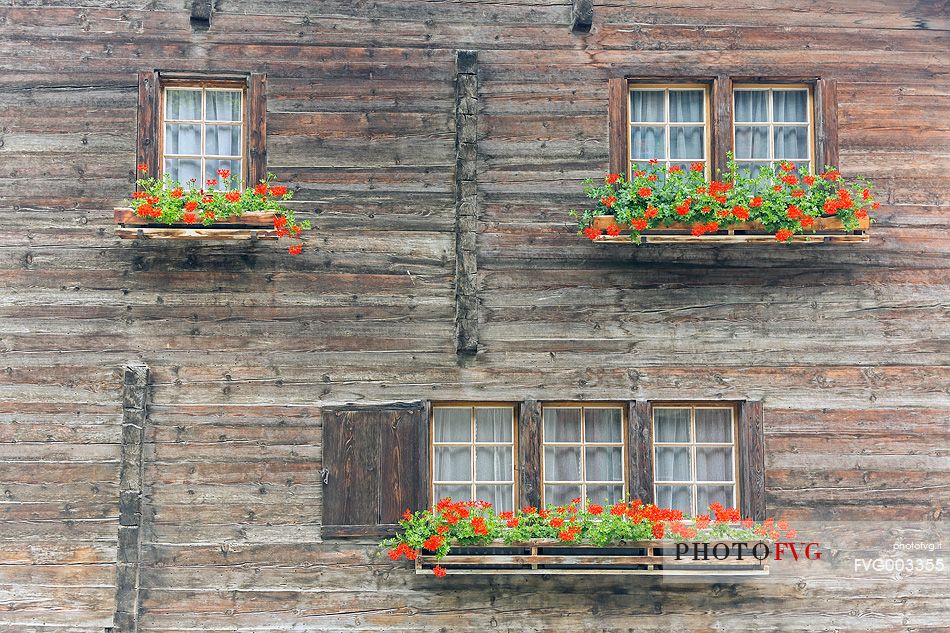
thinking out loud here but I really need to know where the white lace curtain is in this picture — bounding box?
[630,89,705,165]
[164,89,243,186]
[734,89,810,174]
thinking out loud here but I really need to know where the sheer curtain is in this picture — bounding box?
[772,90,809,168]
[630,89,705,168]
[735,88,810,174]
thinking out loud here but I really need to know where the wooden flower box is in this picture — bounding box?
[415,539,769,576]
[591,214,870,244]
[114,208,279,241]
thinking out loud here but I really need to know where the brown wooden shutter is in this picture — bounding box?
[517,400,542,509]
[738,400,766,520]
[711,75,734,179]
[814,78,839,170]
[627,400,654,504]
[608,77,629,176]
[247,73,268,185]
[321,402,429,537]
[136,71,160,182]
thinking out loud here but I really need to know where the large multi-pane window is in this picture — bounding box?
[733,85,813,176]
[162,85,245,188]
[629,85,709,176]
[432,405,516,511]
[542,405,625,507]
[653,405,737,516]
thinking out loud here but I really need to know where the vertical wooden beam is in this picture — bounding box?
[570,0,594,33]
[112,363,149,633]
[607,77,628,176]
[627,400,654,504]
[738,400,766,520]
[135,71,159,183]
[814,78,839,170]
[247,73,268,186]
[711,75,734,179]
[454,50,479,355]
[517,400,542,509]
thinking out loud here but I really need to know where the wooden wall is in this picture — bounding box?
[0,0,947,630]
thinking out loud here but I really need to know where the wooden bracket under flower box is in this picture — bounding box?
[114,208,279,241]
[591,215,870,244]
[415,540,769,576]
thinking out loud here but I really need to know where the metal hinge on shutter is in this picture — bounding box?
[320,468,330,485]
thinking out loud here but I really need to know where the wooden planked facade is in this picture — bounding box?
[0,0,948,630]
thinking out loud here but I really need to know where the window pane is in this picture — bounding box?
[655,485,692,514]
[544,446,581,481]
[434,408,471,442]
[165,89,201,120]
[204,159,241,189]
[545,484,582,507]
[695,409,732,442]
[435,446,471,481]
[734,126,769,159]
[654,409,690,442]
[543,408,581,443]
[205,90,242,121]
[476,484,513,512]
[165,123,201,155]
[734,90,768,122]
[630,126,665,160]
[434,484,471,503]
[586,484,624,506]
[773,90,808,123]
[164,158,201,185]
[585,446,623,481]
[655,447,691,482]
[205,125,242,156]
[697,447,733,482]
[669,126,704,160]
[697,485,734,511]
[669,90,704,122]
[585,408,622,443]
[475,447,512,482]
[736,162,770,178]
[630,90,664,122]
[475,408,512,443]
[773,126,809,160]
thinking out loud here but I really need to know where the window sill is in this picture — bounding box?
[590,214,870,244]
[114,207,279,241]
[415,539,769,576]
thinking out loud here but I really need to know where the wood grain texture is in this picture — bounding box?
[628,400,654,504]
[607,76,628,175]
[739,400,767,520]
[518,399,542,509]
[455,50,479,354]
[0,0,947,630]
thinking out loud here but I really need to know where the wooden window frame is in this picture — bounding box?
[539,402,627,507]
[136,70,267,188]
[609,76,838,179]
[159,80,248,187]
[650,403,739,516]
[430,403,518,511]
[626,82,713,179]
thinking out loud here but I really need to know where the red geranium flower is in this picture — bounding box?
[507,518,519,527]
[668,165,683,174]
[800,215,815,229]
[780,174,799,186]
[749,197,763,208]
[648,158,659,165]
[605,173,620,184]
[170,187,184,198]
[588,504,603,515]
[601,195,616,208]
[775,229,794,242]
[803,175,816,186]
[732,206,749,220]
[254,182,269,196]
[647,174,658,182]
[695,514,711,530]
[638,187,652,198]
[136,163,148,172]
[225,191,241,202]
[690,162,704,172]
[606,223,621,236]
[274,215,288,228]
[691,224,706,237]
[270,185,288,197]
[422,535,445,551]
[786,205,802,219]
[217,168,231,180]
[183,213,198,224]
[583,227,601,240]
[644,205,658,218]
[432,565,447,577]
[651,523,665,539]
[184,201,199,212]
[631,218,647,231]
[549,517,565,528]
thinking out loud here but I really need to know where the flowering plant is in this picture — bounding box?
[384,498,796,577]
[126,164,311,255]
[571,156,878,243]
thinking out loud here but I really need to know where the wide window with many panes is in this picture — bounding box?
[542,405,625,507]
[431,405,516,512]
[733,85,813,176]
[162,83,246,189]
[652,405,737,515]
[629,85,709,177]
